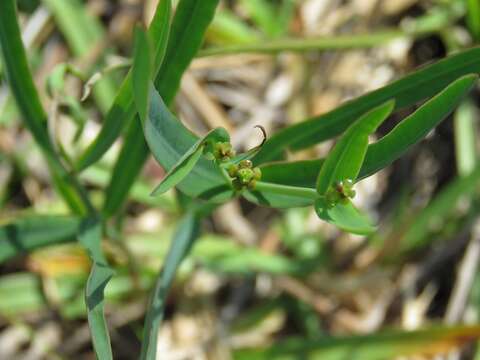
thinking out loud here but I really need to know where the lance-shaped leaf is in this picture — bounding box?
[359,74,478,179]
[315,198,376,235]
[132,26,153,124]
[253,46,480,164]
[102,0,221,216]
[260,159,324,188]
[144,88,234,202]
[244,181,317,208]
[257,75,478,190]
[316,101,394,194]
[140,212,200,360]
[151,127,230,195]
[78,218,114,360]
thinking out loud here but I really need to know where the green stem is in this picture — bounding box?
[254,181,318,200]
[200,30,403,56]
[199,8,457,57]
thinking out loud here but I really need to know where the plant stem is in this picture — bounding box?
[199,8,457,57]
[254,181,318,200]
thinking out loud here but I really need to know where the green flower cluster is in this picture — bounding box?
[325,179,356,207]
[227,160,261,190]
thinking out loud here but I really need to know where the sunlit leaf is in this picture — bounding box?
[315,198,376,235]
[151,126,230,195]
[316,101,394,194]
[253,47,480,163]
[359,74,478,179]
[144,87,234,202]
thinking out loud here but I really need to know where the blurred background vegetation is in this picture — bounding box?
[2,0,480,359]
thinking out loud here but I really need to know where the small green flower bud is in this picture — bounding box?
[237,168,254,185]
[213,142,235,161]
[228,164,238,177]
[239,159,253,169]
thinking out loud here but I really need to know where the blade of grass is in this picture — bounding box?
[0,215,80,263]
[253,47,480,164]
[140,211,201,360]
[234,325,480,360]
[102,118,150,217]
[0,0,90,215]
[104,0,221,217]
[132,26,153,124]
[200,9,454,58]
[201,29,407,57]
[75,0,172,171]
[78,217,114,360]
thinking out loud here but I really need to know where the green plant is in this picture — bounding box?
[1,0,480,358]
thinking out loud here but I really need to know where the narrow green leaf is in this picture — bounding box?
[359,74,478,179]
[200,30,410,57]
[235,325,480,360]
[75,0,172,171]
[253,47,480,164]
[315,198,376,235]
[152,145,203,196]
[0,216,80,263]
[103,0,220,216]
[140,212,200,360]
[154,0,221,103]
[244,181,316,208]
[102,118,150,217]
[78,218,114,360]
[317,101,394,194]
[132,26,152,124]
[151,127,230,196]
[144,88,234,202]
[260,159,323,188]
[257,75,478,189]
[0,0,88,214]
